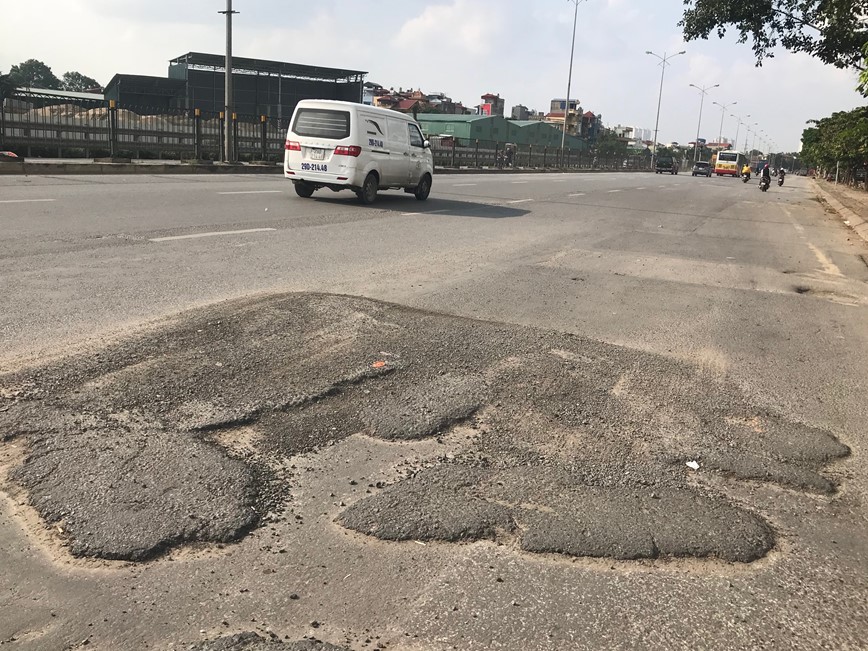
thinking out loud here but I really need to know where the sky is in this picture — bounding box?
[2,0,865,152]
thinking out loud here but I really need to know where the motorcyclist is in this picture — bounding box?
[778,167,786,180]
[741,163,751,180]
[760,164,771,189]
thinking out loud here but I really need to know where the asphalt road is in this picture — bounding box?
[1,171,867,650]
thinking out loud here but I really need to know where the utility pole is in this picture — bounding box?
[560,0,586,152]
[219,0,239,163]
[646,50,685,169]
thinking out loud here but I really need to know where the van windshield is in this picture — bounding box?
[292,109,350,139]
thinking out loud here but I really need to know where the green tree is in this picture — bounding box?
[680,0,868,71]
[801,107,868,189]
[8,59,61,89]
[61,71,101,92]
[0,71,16,100]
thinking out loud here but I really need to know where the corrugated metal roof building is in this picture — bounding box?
[416,114,586,149]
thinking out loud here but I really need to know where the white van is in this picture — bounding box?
[284,99,434,204]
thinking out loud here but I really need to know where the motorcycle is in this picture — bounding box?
[777,175,785,187]
[759,176,770,192]
[742,172,750,183]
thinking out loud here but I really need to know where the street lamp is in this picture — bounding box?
[561,0,588,151]
[731,113,750,153]
[646,49,686,167]
[713,100,736,148]
[219,0,239,163]
[744,122,756,157]
[689,82,718,161]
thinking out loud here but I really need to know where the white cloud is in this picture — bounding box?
[393,0,505,56]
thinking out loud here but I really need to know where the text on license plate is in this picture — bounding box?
[309,148,325,160]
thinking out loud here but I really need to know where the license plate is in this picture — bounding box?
[309,148,325,161]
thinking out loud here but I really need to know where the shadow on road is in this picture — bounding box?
[309,194,531,219]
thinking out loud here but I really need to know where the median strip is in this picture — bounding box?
[149,228,277,242]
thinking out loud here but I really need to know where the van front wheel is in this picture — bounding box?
[358,173,379,204]
[414,174,432,201]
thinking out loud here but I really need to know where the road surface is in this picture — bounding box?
[1,171,866,650]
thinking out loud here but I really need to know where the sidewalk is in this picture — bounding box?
[812,178,868,244]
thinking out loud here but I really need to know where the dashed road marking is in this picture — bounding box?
[511,181,528,184]
[150,228,277,242]
[217,190,283,195]
[568,193,586,197]
[452,183,477,187]
[0,198,56,204]
[507,199,534,204]
[608,189,621,193]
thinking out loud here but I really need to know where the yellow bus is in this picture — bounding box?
[714,150,746,177]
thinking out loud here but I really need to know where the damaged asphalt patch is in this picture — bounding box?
[0,292,850,563]
[188,632,349,650]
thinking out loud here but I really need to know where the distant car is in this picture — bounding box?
[655,157,678,174]
[0,151,20,162]
[691,161,712,177]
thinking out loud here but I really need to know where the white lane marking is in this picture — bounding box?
[401,209,449,216]
[636,187,647,190]
[507,199,534,204]
[659,185,667,188]
[150,228,276,242]
[0,198,56,204]
[452,183,477,187]
[608,189,621,193]
[217,190,283,195]
[807,243,843,277]
[511,181,528,184]
[568,193,586,197]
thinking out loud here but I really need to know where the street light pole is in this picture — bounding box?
[219,0,239,163]
[732,113,749,153]
[713,100,736,147]
[689,83,718,161]
[560,0,587,152]
[646,49,686,168]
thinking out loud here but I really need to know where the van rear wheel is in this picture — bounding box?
[294,181,315,198]
[414,174,432,201]
[358,173,378,204]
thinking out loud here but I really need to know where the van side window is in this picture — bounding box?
[408,124,425,148]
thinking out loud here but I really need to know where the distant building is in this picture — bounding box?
[478,93,505,117]
[104,51,366,119]
[581,111,603,142]
[550,98,580,114]
[362,81,383,105]
[511,104,530,120]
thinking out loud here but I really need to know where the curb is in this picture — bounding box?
[0,162,282,176]
[812,180,868,244]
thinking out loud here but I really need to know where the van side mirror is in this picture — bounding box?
[423,140,430,149]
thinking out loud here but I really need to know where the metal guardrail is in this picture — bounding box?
[1,94,652,171]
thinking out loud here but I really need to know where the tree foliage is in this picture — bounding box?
[801,107,868,188]
[0,72,16,101]
[680,0,868,71]
[8,59,61,89]
[61,71,101,92]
